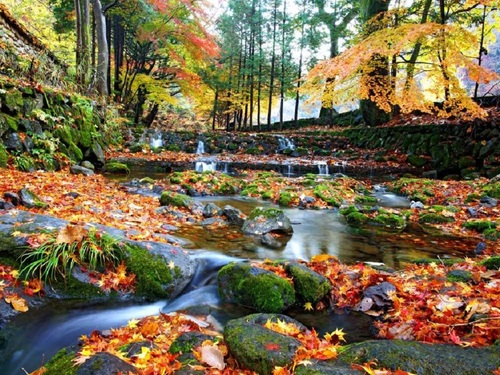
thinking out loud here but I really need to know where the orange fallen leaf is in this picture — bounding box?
[5,293,29,312]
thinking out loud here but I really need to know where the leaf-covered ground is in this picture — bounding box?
[0,167,499,374]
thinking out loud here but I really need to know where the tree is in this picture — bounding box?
[303,0,500,123]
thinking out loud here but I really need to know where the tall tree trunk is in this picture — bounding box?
[294,0,306,127]
[113,16,125,100]
[474,6,487,99]
[359,0,391,126]
[257,0,263,131]
[279,0,286,131]
[91,0,109,96]
[267,0,279,130]
[74,0,91,87]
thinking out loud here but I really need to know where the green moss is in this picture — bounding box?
[370,213,406,229]
[55,125,73,145]
[407,154,428,168]
[278,191,296,206]
[463,220,497,233]
[160,191,193,208]
[418,213,455,224]
[339,205,358,216]
[345,212,369,226]
[446,269,472,283]
[0,144,8,167]
[411,258,463,266]
[67,142,83,162]
[43,348,77,375]
[249,207,283,220]
[479,256,500,270]
[313,184,341,207]
[51,275,104,299]
[482,183,500,199]
[484,228,500,240]
[261,191,273,200]
[125,245,174,300]
[355,195,378,204]
[465,193,481,203]
[286,263,331,303]
[246,146,260,155]
[165,144,181,152]
[104,162,130,174]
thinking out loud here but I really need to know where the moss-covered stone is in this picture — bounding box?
[217,262,295,313]
[224,314,302,375]
[446,269,472,283]
[104,162,130,174]
[418,213,455,224]
[51,275,105,299]
[285,262,331,303]
[484,228,500,240]
[124,245,174,300]
[3,89,24,114]
[67,142,84,162]
[345,211,369,226]
[313,184,341,207]
[159,191,193,208]
[411,258,464,266]
[0,144,8,167]
[338,339,500,375]
[407,154,428,168]
[482,183,500,199]
[43,348,77,375]
[463,220,497,233]
[278,191,296,206]
[479,256,500,270]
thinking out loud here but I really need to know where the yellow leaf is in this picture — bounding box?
[128,318,140,329]
[5,294,28,312]
[303,302,314,311]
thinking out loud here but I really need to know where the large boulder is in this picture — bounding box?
[222,205,246,226]
[224,314,304,375]
[242,207,293,235]
[159,191,194,208]
[217,262,295,313]
[338,340,500,375]
[76,352,137,375]
[285,261,331,303]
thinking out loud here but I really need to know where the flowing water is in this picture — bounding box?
[0,178,479,374]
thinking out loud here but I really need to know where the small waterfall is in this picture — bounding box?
[196,140,205,154]
[150,132,163,148]
[195,160,217,172]
[282,163,294,177]
[316,161,329,176]
[276,135,295,153]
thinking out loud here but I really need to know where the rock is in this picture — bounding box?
[84,141,106,168]
[159,191,194,208]
[285,262,331,303]
[338,339,500,375]
[224,314,304,375]
[70,164,94,176]
[480,196,498,208]
[223,205,246,226]
[3,133,23,151]
[260,233,284,249]
[201,218,226,227]
[3,192,19,206]
[410,201,425,209]
[0,200,15,210]
[360,282,396,309]
[18,188,47,209]
[467,207,478,217]
[122,340,157,357]
[104,162,130,174]
[474,242,487,255]
[202,202,222,218]
[217,262,295,313]
[421,169,438,179]
[75,351,138,375]
[242,207,293,235]
[407,154,427,168]
[81,160,95,170]
[295,360,362,375]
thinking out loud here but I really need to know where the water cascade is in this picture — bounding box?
[276,135,295,153]
[315,161,329,176]
[150,132,163,148]
[195,140,217,172]
[282,163,294,177]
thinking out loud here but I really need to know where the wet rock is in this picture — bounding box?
[356,282,396,311]
[480,196,498,208]
[474,242,487,255]
[81,160,95,170]
[85,141,105,168]
[3,133,22,151]
[467,207,478,217]
[217,262,295,313]
[260,233,284,249]
[76,351,137,375]
[223,205,246,226]
[0,200,15,210]
[122,340,157,357]
[3,192,19,206]
[18,188,47,209]
[295,359,362,375]
[202,217,226,227]
[202,202,222,218]
[70,164,94,176]
[285,262,331,303]
[242,207,293,235]
[159,191,194,208]
[224,314,304,375]
[338,339,500,375]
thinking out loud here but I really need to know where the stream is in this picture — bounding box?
[0,184,479,374]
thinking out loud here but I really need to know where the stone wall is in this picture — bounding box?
[0,4,64,84]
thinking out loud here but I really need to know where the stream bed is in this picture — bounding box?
[0,188,480,374]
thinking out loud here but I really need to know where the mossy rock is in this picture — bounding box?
[407,154,428,168]
[446,269,472,283]
[0,113,18,133]
[355,195,378,204]
[479,256,500,270]
[482,183,500,199]
[411,258,463,266]
[285,262,331,303]
[484,228,500,240]
[159,191,194,208]
[418,213,455,224]
[75,351,138,375]
[42,348,77,375]
[67,142,84,162]
[278,191,297,206]
[124,245,174,300]
[338,339,500,375]
[3,89,23,114]
[223,314,303,375]
[462,220,497,233]
[0,144,8,167]
[54,125,73,146]
[370,212,406,230]
[104,162,130,174]
[345,211,369,226]
[51,275,105,299]
[217,262,296,313]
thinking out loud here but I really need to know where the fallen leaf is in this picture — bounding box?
[4,293,28,312]
[200,345,225,370]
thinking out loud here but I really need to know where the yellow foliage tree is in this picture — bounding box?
[303,3,500,122]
